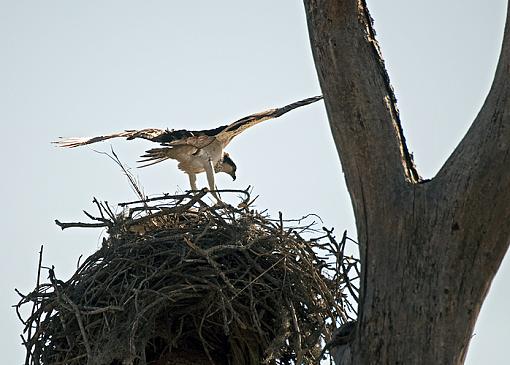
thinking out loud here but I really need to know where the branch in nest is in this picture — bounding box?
[54,220,109,230]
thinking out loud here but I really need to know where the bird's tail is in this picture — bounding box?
[137,147,173,168]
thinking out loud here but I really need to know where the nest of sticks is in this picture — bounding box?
[17,189,359,365]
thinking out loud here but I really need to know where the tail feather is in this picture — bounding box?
[137,147,173,168]
[137,157,171,168]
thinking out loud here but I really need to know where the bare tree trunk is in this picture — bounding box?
[304,1,510,364]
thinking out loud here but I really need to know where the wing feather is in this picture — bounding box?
[214,95,323,146]
[166,134,216,149]
[54,128,216,149]
[53,129,168,148]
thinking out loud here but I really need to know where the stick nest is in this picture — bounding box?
[17,189,359,365]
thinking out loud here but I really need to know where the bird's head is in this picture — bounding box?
[216,152,237,181]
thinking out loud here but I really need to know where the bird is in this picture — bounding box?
[54,96,323,200]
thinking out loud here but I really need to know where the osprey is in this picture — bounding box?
[55,96,322,199]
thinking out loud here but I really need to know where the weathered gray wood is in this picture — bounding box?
[304,1,510,364]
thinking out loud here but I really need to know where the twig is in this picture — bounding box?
[24,245,44,365]
[62,293,93,362]
[55,220,108,230]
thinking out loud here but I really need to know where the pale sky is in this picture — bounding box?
[1,1,508,364]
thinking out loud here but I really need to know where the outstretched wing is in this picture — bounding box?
[54,128,168,148]
[54,95,322,151]
[213,95,323,146]
[53,128,215,149]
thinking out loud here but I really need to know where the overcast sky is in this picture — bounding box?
[1,1,508,364]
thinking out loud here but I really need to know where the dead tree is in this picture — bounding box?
[304,1,510,364]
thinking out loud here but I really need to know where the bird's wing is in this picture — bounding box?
[55,128,217,150]
[164,134,217,149]
[53,128,169,148]
[54,95,322,149]
[213,95,323,146]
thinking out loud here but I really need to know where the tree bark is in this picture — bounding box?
[304,1,510,364]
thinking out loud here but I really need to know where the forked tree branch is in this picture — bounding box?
[305,0,510,278]
[305,0,510,364]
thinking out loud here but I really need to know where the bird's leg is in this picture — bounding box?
[188,173,198,192]
[204,159,221,202]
